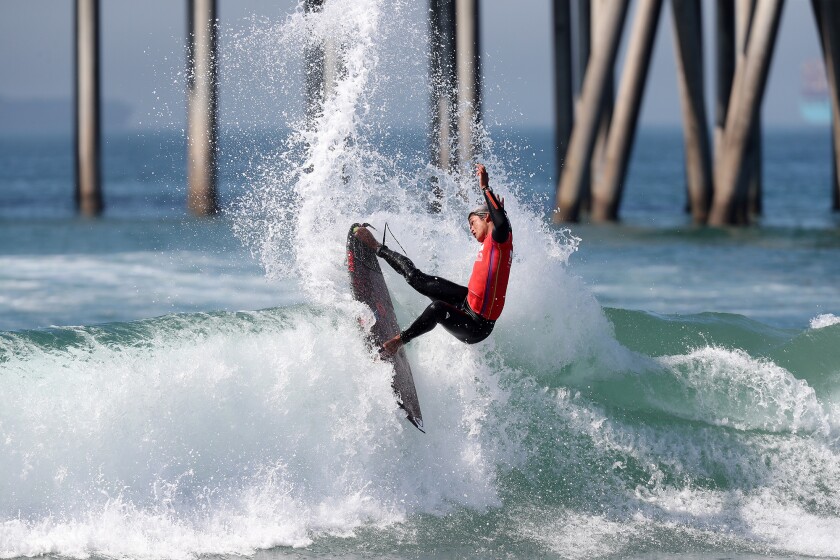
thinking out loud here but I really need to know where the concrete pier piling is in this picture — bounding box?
[430,0,457,173]
[186,0,219,216]
[813,0,840,212]
[553,0,629,223]
[735,0,762,221]
[577,0,592,100]
[75,0,102,216]
[716,0,736,169]
[428,0,478,186]
[592,0,663,222]
[455,0,481,166]
[553,0,574,179]
[304,0,326,124]
[590,0,616,204]
[575,0,593,212]
[715,0,765,220]
[304,0,344,121]
[672,0,714,224]
[710,0,783,226]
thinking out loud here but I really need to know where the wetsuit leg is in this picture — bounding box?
[376,246,493,346]
[377,245,467,306]
[400,300,494,346]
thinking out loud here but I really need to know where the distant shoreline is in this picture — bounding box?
[0,95,133,135]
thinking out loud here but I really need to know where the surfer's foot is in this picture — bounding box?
[381,334,403,357]
[353,226,381,251]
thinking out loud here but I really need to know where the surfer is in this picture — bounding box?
[354,163,513,356]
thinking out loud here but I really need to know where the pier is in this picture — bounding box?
[72,0,220,217]
[429,0,481,172]
[431,0,840,225]
[47,1,840,223]
[551,0,834,225]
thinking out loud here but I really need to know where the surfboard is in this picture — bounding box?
[346,223,424,432]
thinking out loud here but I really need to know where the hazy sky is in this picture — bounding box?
[0,1,825,131]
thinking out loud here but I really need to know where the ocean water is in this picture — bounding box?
[2,1,840,559]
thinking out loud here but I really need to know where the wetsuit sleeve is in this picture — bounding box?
[483,187,511,243]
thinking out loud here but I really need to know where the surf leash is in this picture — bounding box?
[383,222,409,256]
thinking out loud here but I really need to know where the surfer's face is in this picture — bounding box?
[468,214,491,242]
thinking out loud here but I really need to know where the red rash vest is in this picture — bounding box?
[466,187,513,321]
[467,230,513,320]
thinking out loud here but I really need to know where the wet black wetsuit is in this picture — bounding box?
[377,188,511,346]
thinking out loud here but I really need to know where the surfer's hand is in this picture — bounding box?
[353,226,381,251]
[476,163,489,190]
[381,334,403,357]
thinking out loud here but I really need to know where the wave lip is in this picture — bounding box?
[657,346,830,434]
[811,313,840,329]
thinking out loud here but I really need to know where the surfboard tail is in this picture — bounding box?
[406,415,425,433]
[394,387,424,433]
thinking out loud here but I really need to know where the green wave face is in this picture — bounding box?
[604,307,798,358]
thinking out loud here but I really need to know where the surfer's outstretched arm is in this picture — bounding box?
[476,164,511,243]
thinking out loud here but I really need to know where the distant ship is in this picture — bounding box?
[799,59,830,125]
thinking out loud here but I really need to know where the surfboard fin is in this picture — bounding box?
[407,415,425,433]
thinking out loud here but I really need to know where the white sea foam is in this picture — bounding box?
[741,488,840,557]
[657,346,831,434]
[544,367,840,558]
[810,313,840,329]
[0,250,289,331]
[515,509,637,559]
[0,307,510,557]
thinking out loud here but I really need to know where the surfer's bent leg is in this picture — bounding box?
[377,245,467,306]
[376,245,417,278]
[399,301,493,346]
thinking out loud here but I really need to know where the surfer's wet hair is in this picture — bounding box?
[468,204,489,220]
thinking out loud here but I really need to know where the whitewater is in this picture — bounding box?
[1,1,840,559]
